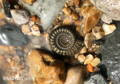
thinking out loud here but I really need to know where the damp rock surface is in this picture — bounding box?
[0,24,29,46]
[100,21,120,84]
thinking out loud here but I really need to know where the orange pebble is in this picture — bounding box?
[87,64,94,72]
[30,15,40,23]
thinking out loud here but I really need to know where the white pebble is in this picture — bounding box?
[11,9,29,25]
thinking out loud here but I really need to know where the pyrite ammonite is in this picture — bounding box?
[49,26,83,56]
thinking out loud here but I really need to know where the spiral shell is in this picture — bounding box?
[49,26,83,56]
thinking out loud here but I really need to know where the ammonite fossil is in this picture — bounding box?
[49,25,84,56]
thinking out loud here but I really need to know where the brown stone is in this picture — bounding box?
[90,57,101,67]
[27,50,65,84]
[84,33,95,48]
[80,6,101,35]
[77,55,86,63]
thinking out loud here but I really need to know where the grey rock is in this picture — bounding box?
[100,21,120,84]
[19,0,67,30]
[84,74,107,84]
[0,24,29,46]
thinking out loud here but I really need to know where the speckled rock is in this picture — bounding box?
[90,0,120,23]
[84,74,107,84]
[0,45,33,84]
[100,21,120,84]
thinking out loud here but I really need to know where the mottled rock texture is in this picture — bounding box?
[90,0,120,23]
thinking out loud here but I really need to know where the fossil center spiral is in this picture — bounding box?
[56,32,75,50]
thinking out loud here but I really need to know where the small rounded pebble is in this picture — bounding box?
[21,24,31,35]
[80,47,87,54]
[87,64,94,72]
[102,23,116,35]
[90,57,101,67]
[77,55,86,63]
[31,25,41,36]
[84,54,94,65]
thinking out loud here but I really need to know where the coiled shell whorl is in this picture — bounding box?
[49,26,83,56]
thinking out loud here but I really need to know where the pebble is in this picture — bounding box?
[11,9,29,25]
[31,24,41,36]
[86,64,94,72]
[90,57,101,67]
[102,23,116,35]
[80,47,87,54]
[77,54,86,63]
[21,24,32,35]
[80,6,101,35]
[84,54,94,65]
[30,15,41,23]
[92,26,105,40]
[84,33,95,48]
